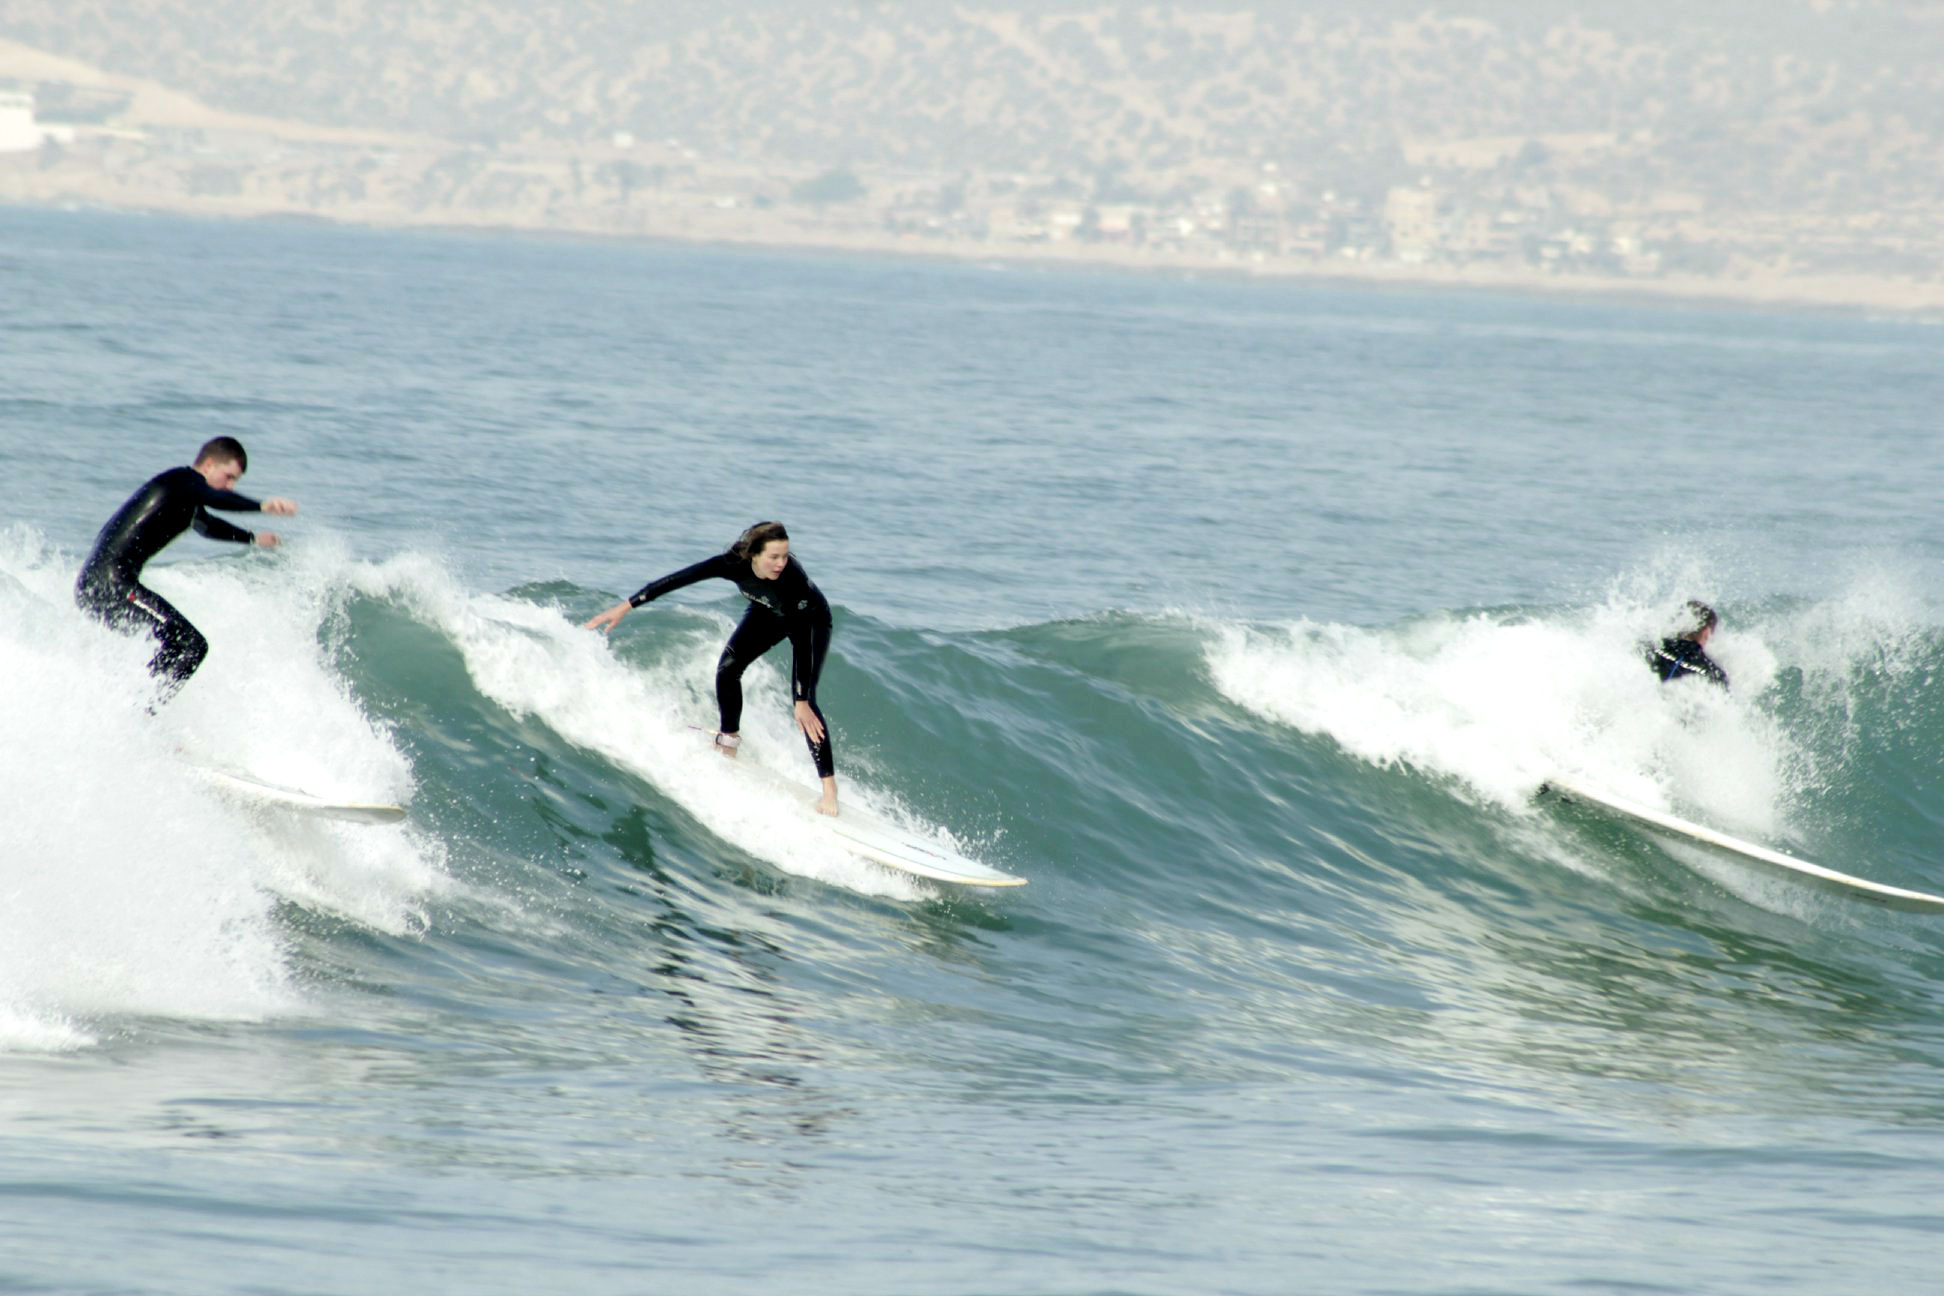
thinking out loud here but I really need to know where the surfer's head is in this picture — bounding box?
[194,436,248,490]
[1679,600,1718,643]
[733,521,791,579]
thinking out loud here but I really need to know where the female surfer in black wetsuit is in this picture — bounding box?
[585,521,840,815]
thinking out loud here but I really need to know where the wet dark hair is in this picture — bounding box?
[195,436,248,473]
[1680,600,1718,640]
[731,521,789,563]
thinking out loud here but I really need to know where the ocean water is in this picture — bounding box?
[3,205,1943,1294]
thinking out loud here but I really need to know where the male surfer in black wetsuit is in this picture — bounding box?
[585,521,840,815]
[1647,600,1728,689]
[75,436,298,703]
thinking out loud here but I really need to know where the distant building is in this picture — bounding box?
[1384,186,1440,263]
[1094,204,1136,240]
[1232,211,1286,255]
[983,205,1046,242]
[0,92,45,154]
[1046,205,1086,241]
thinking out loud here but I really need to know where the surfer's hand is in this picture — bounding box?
[262,498,298,516]
[584,602,629,634]
[795,700,825,743]
[253,531,282,548]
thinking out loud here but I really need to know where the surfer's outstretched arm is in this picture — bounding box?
[183,462,297,548]
[190,507,258,546]
[585,554,737,634]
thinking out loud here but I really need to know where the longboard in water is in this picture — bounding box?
[1544,776,1944,913]
[817,801,1027,888]
[700,735,1025,888]
[193,765,409,825]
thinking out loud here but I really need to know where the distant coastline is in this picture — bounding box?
[9,190,1942,322]
[6,11,1944,322]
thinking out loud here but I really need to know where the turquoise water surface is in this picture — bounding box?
[3,206,1943,1294]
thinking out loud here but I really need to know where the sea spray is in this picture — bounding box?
[1207,567,1941,871]
[0,529,450,1050]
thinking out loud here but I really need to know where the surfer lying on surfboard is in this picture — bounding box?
[1647,600,1728,689]
[585,521,842,816]
[75,436,299,705]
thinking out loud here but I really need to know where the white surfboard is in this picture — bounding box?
[700,735,1025,888]
[193,765,409,825]
[1544,776,1944,913]
[817,799,1028,888]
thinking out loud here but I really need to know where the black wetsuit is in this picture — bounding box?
[629,551,836,778]
[75,466,262,701]
[1648,636,1729,689]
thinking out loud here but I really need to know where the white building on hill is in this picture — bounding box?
[0,92,45,153]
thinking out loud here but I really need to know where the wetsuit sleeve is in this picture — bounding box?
[185,477,263,513]
[182,475,262,545]
[786,620,821,705]
[1698,654,1729,689]
[785,582,832,704]
[627,553,736,608]
[191,507,257,545]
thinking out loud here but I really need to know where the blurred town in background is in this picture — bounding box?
[3,3,1941,310]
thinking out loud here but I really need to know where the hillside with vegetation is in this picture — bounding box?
[4,2,1941,307]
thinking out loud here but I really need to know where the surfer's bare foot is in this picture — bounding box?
[713,732,740,759]
[815,774,839,816]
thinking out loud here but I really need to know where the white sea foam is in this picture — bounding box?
[1202,572,1889,845]
[0,526,450,1052]
[348,551,934,901]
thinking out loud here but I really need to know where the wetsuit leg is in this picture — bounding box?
[132,585,210,698]
[791,614,836,779]
[715,608,790,735]
[78,578,209,702]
